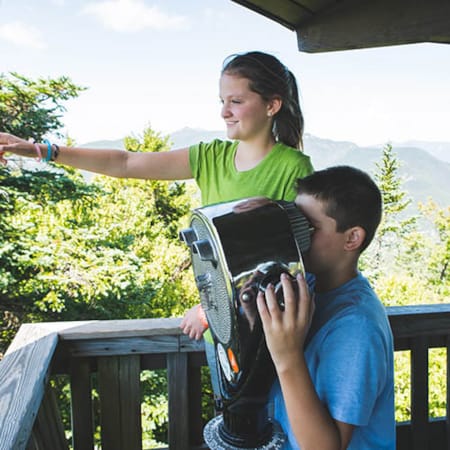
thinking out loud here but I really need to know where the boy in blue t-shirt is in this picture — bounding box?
[257,166,395,449]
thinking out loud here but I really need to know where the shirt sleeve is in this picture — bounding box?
[188,142,202,181]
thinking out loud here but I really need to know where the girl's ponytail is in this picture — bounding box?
[273,70,304,149]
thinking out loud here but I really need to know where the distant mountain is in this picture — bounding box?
[302,134,360,168]
[315,143,449,208]
[168,127,227,149]
[392,140,450,164]
[304,135,449,208]
[79,139,125,150]
[78,128,226,152]
[81,128,450,209]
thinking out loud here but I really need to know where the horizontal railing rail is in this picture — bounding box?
[0,304,449,450]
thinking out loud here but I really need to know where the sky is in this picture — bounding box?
[1,0,449,147]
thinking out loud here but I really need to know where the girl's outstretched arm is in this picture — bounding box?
[0,132,192,180]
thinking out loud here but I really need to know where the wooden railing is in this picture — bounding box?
[387,304,450,450]
[0,304,449,450]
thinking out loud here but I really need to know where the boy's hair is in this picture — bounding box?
[296,166,382,252]
[222,51,304,150]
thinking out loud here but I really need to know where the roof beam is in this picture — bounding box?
[232,0,315,30]
[296,0,450,52]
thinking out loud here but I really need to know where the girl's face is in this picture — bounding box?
[219,73,273,142]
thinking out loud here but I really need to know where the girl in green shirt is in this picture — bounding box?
[0,51,313,403]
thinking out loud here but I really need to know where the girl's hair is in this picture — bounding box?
[222,51,304,150]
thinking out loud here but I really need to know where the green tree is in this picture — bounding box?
[0,165,101,352]
[417,200,449,288]
[362,143,416,279]
[0,125,202,445]
[0,72,85,140]
[361,144,449,422]
[0,73,206,445]
[1,127,198,334]
[364,145,448,307]
[0,71,84,355]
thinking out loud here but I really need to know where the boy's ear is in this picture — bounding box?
[344,226,366,252]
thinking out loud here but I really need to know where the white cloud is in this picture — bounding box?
[81,0,189,32]
[0,21,46,49]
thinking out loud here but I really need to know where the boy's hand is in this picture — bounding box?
[180,304,208,340]
[257,272,314,372]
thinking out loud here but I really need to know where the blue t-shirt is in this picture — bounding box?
[269,272,395,449]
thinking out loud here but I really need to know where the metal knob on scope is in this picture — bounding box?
[192,239,217,263]
[179,227,197,246]
[179,228,217,264]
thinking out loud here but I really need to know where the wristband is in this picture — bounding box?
[43,139,52,162]
[51,143,60,161]
[33,143,42,162]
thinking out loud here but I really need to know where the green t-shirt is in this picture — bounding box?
[189,139,314,206]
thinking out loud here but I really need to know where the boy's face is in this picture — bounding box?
[295,194,347,277]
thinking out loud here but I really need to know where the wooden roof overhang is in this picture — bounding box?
[232,0,450,52]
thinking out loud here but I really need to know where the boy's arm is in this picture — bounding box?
[256,273,354,450]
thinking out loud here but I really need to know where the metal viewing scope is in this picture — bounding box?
[180,197,311,449]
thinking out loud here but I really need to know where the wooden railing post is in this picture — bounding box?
[0,324,60,450]
[446,335,450,450]
[70,357,94,450]
[27,384,69,450]
[410,335,429,450]
[98,355,142,450]
[188,361,205,446]
[167,351,189,450]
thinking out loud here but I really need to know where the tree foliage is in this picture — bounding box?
[0,72,85,140]
[0,128,199,355]
[362,143,416,279]
[0,73,206,445]
[361,144,449,422]
[363,143,449,307]
[0,164,100,341]
[0,126,202,445]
